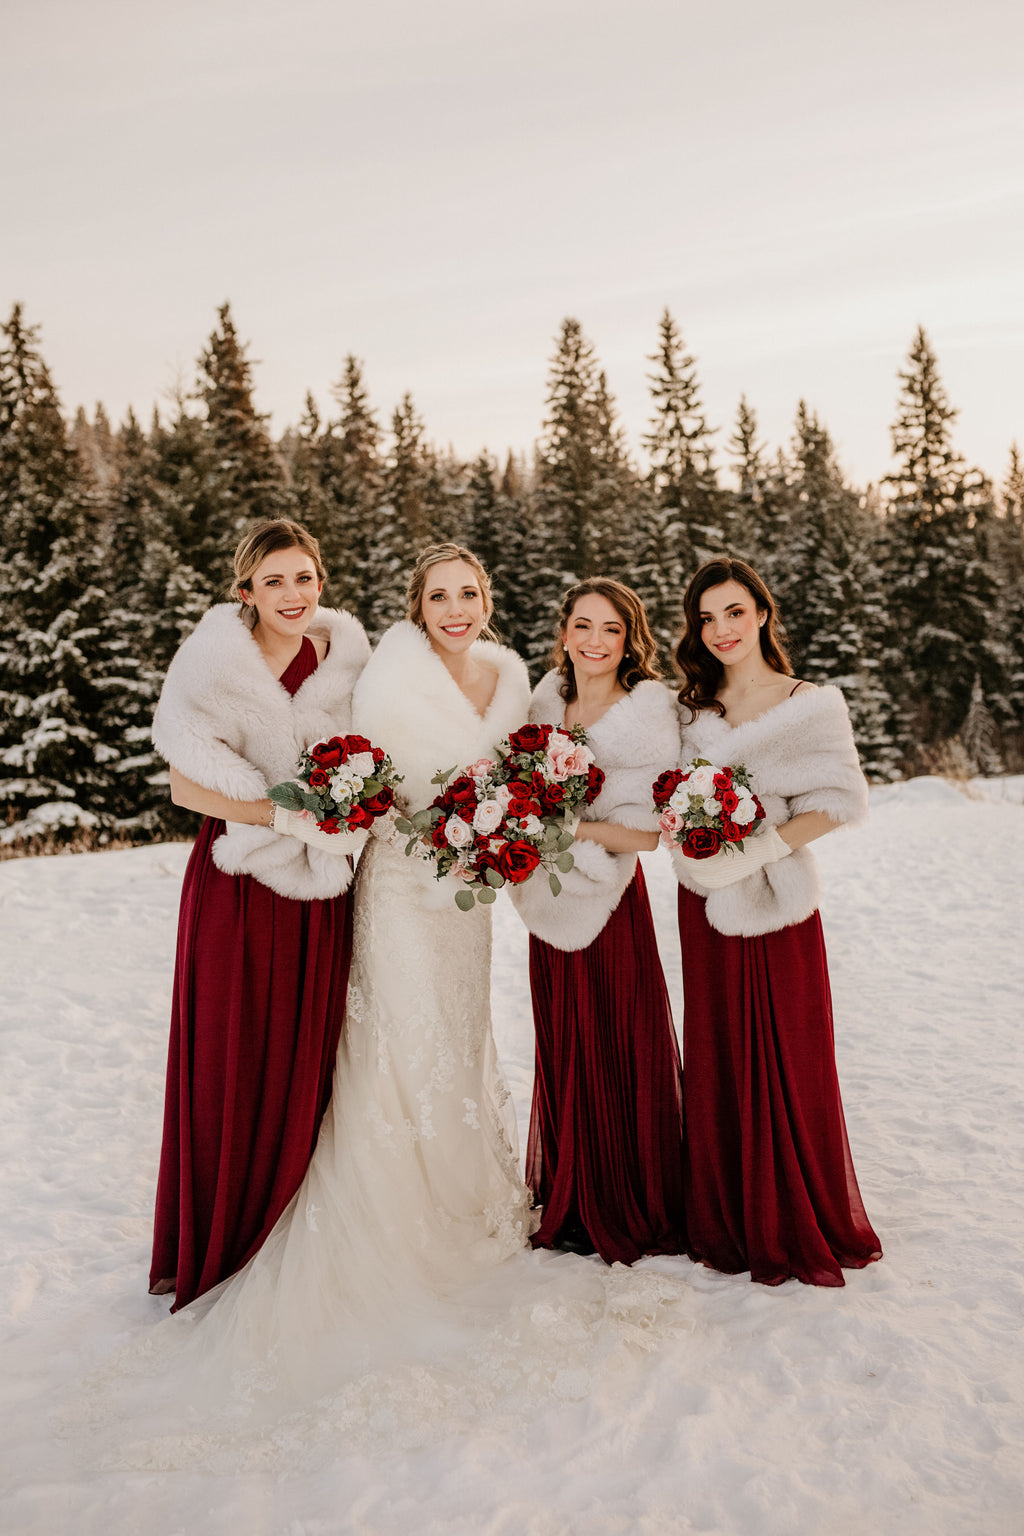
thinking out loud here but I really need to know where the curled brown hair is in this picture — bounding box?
[230,519,327,608]
[552,577,662,703]
[405,542,498,641]
[674,556,792,720]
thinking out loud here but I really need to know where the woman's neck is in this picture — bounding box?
[253,626,305,679]
[565,671,627,729]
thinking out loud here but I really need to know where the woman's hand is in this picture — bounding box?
[574,820,659,854]
[168,767,273,826]
[272,806,361,854]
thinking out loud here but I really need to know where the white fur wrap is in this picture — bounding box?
[350,621,531,816]
[151,603,370,899]
[674,684,869,936]
[510,673,680,952]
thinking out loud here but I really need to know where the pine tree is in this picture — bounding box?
[0,306,113,842]
[188,303,289,593]
[882,327,1007,755]
[641,308,721,567]
[724,394,767,558]
[526,319,640,671]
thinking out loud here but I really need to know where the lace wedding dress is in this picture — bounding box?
[65,625,693,1470]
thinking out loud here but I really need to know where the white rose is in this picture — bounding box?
[732,796,756,826]
[330,772,362,801]
[347,752,375,778]
[472,799,504,835]
[702,794,721,817]
[519,814,543,837]
[492,783,513,810]
[444,815,474,849]
[668,787,691,814]
[688,766,716,796]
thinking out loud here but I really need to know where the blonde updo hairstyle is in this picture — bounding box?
[404,542,498,641]
[230,519,327,611]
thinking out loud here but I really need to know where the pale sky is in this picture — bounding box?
[3,0,1022,487]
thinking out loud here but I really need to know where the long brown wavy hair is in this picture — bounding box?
[675,556,792,720]
[552,577,662,703]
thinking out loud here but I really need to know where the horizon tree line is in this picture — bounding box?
[1,300,1020,852]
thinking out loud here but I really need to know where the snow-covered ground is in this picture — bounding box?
[1,779,1022,1536]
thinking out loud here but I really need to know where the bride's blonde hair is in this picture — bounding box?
[404,542,498,641]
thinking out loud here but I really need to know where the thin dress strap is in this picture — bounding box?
[788,680,805,697]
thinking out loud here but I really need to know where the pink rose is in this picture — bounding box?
[444,815,474,849]
[545,735,595,782]
[465,757,496,779]
[658,808,684,844]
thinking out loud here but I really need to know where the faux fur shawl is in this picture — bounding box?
[152,603,370,899]
[510,672,680,952]
[350,621,531,815]
[675,684,869,936]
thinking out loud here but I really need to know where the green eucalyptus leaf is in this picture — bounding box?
[454,888,476,912]
[556,831,575,852]
[431,765,458,786]
[268,782,306,811]
[548,872,562,897]
[394,817,414,834]
[555,852,575,873]
[477,885,497,904]
[302,792,326,814]
[485,866,504,888]
[361,777,382,796]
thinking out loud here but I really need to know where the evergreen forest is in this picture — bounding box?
[1,302,1021,852]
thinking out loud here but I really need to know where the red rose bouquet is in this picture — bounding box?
[269,734,403,836]
[652,756,765,860]
[396,722,605,910]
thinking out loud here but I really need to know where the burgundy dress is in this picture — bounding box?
[149,637,354,1308]
[678,883,881,1286]
[527,863,687,1264]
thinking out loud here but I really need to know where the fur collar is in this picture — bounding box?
[352,621,531,812]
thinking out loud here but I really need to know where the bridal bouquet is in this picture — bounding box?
[397,722,605,910]
[269,735,403,834]
[652,757,765,860]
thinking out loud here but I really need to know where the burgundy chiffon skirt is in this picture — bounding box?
[149,819,353,1307]
[527,865,687,1264]
[678,884,881,1287]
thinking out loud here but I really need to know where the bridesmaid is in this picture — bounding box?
[511,577,687,1263]
[148,519,370,1308]
[671,555,881,1286]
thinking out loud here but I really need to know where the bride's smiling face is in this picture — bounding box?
[419,559,488,657]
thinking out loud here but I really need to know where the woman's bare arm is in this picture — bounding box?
[168,767,274,827]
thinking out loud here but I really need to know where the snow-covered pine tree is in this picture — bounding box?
[526,319,640,673]
[0,305,114,844]
[363,392,436,638]
[641,308,722,572]
[189,303,290,594]
[882,327,1007,756]
[286,358,383,628]
[724,394,767,559]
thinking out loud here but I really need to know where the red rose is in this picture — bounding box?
[526,771,549,798]
[713,768,733,790]
[652,769,684,806]
[343,735,372,756]
[754,798,766,820]
[447,775,477,806]
[719,787,739,815]
[508,723,552,755]
[585,764,605,804]
[345,804,373,830]
[431,821,448,848]
[318,816,342,834]
[541,782,565,812]
[310,741,343,769]
[720,818,745,842]
[474,847,504,880]
[371,746,386,765]
[682,826,721,859]
[498,839,542,885]
[308,767,330,789]
[362,787,394,816]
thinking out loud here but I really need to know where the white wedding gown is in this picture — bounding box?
[65,626,693,1469]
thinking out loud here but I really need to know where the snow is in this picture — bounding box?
[1,782,1023,1536]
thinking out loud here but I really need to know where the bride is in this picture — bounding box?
[77,545,690,1465]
